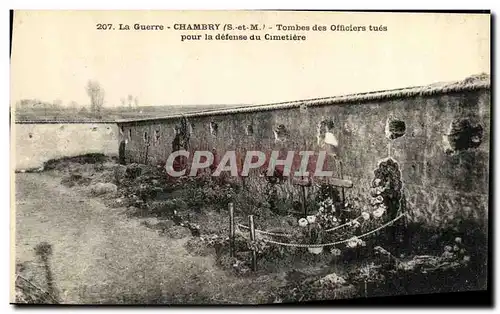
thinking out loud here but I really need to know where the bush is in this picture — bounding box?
[271,272,357,303]
[184,183,237,210]
[125,163,143,180]
[146,199,187,217]
[165,226,192,239]
[44,153,109,170]
[61,173,92,187]
[89,183,118,196]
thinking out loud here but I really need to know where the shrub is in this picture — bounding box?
[89,183,118,196]
[271,272,357,303]
[61,173,92,187]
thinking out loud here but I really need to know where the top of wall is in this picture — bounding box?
[17,74,487,126]
[14,120,117,124]
[116,73,490,125]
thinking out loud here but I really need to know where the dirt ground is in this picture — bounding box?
[14,172,290,304]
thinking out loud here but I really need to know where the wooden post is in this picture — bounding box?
[338,159,345,205]
[301,139,308,218]
[229,203,235,257]
[365,266,370,298]
[293,176,312,217]
[249,215,257,271]
[300,185,307,217]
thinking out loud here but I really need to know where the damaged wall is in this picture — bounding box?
[118,77,490,230]
[14,122,119,170]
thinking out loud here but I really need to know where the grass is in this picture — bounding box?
[14,104,238,122]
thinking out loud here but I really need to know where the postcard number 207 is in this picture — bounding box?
[96,24,113,30]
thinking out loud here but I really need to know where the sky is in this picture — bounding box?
[10,11,490,107]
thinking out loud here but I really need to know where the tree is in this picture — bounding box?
[134,96,139,107]
[86,80,105,118]
[79,106,89,117]
[68,101,78,109]
[52,99,62,109]
[127,94,133,108]
[17,99,33,108]
[68,101,79,114]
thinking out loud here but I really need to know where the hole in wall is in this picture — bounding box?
[210,122,218,136]
[128,129,132,140]
[154,130,160,144]
[91,127,98,132]
[274,124,289,142]
[246,124,254,135]
[143,131,148,142]
[300,103,308,113]
[317,119,337,147]
[445,118,483,153]
[28,133,33,139]
[385,119,406,140]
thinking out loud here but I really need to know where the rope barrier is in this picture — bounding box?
[324,215,363,233]
[237,214,363,237]
[237,223,292,238]
[260,214,405,249]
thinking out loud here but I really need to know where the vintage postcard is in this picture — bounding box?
[10,10,491,305]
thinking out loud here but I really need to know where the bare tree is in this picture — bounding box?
[120,98,126,107]
[79,106,89,117]
[52,99,63,109]
[86,80,105,118]
[68,101,79,113]
[134,96,139,107]
[127,94,133,108]
[17,99,33,109]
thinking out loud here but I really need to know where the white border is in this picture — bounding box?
[3,0,498,10]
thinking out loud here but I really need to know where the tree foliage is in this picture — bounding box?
[86,80,105,118]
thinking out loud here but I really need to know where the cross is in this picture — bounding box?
[292,176,353,217]
[291,154,352,217]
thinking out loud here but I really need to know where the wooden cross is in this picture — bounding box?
[292,176,353,217]
[291,155,353,217]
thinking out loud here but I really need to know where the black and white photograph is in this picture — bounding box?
[9,10,491,305]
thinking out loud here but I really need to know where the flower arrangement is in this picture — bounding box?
[318,273,347,288]
[346,236,366,248]
[315,197,341,229]
[297,215,325,254]
[330,247,342,256]
[396,237,471,273]
[369,158,403,221]
[441,237,470,263]
[361,211,371,221]
[370,180,388,219]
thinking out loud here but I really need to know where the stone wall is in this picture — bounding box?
[14,123,119,170]
[118,77,490,230]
